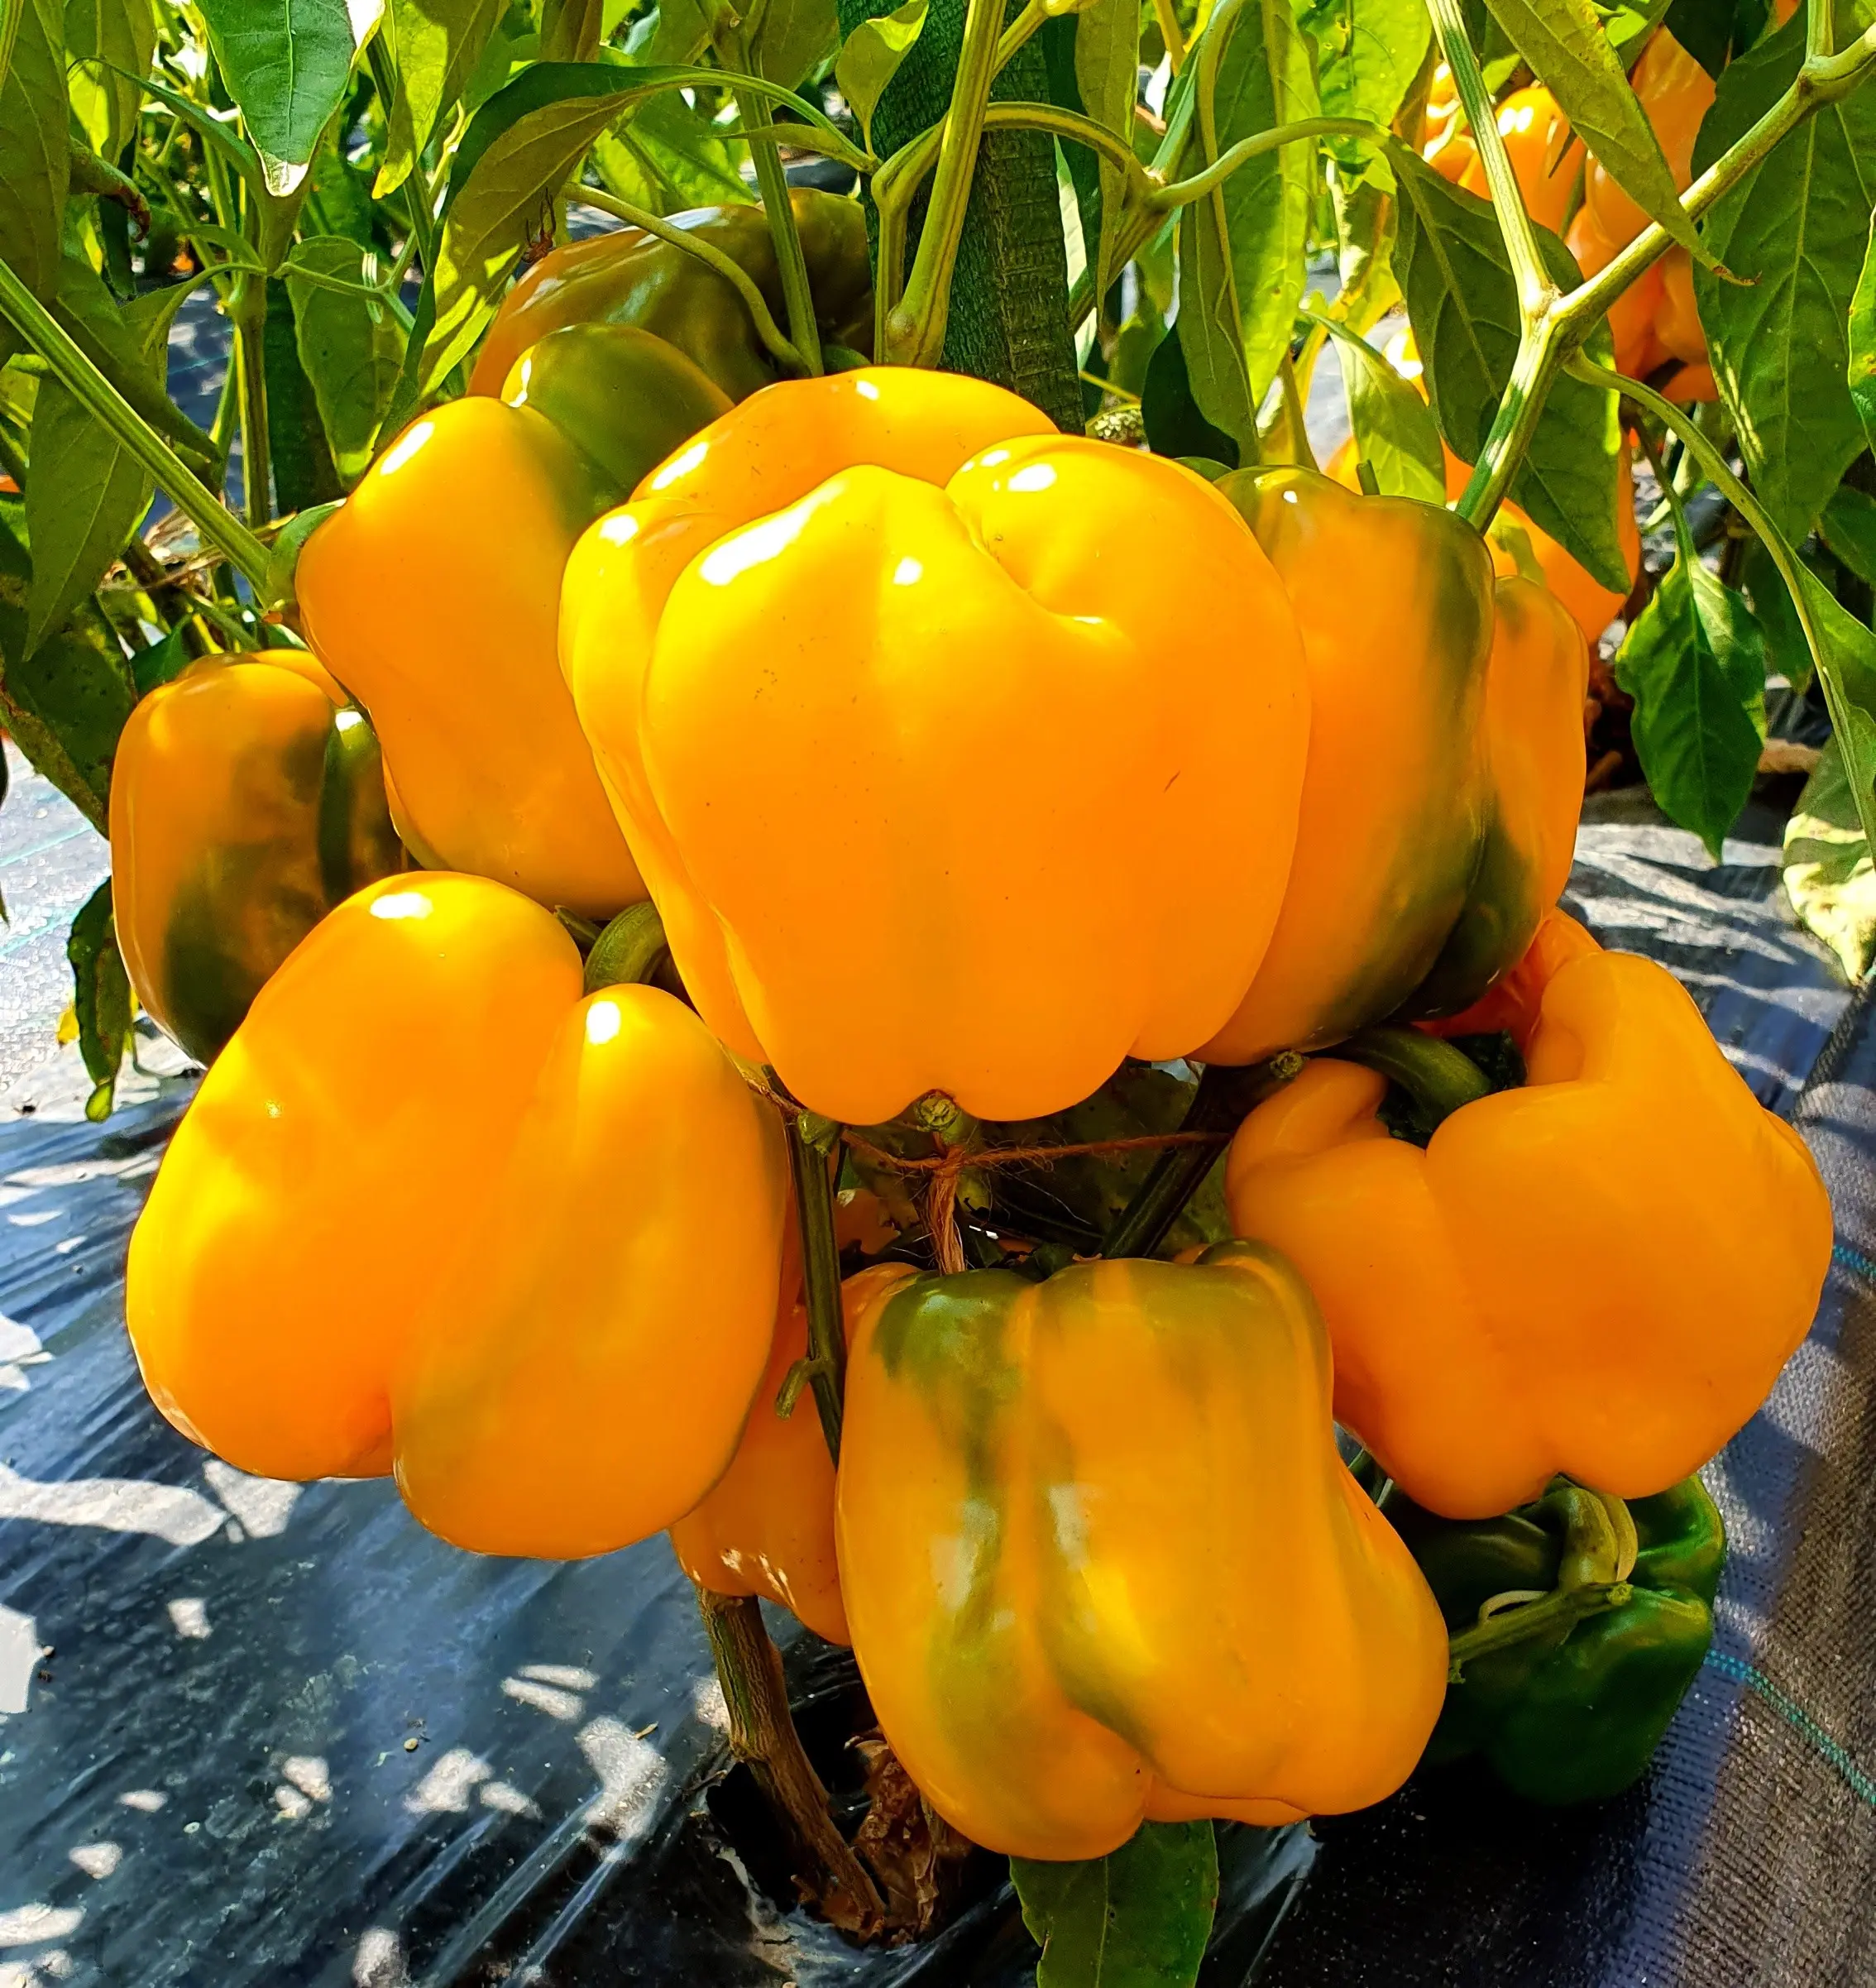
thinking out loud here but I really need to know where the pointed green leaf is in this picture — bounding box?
[1389,138,1628,590]
[1296,0,1429,167]
[285,235,406,481]
[541,0,604,60]
[374,0,506,198]
[1821,486,1876,592]
[67,878,131,1119]
[591,89,755,212]
[1850,212,1876,457]
[1012,1821,1219,1988]
[1190,0,1320,404]
[1308,308,1446,502]
[1481,0,1705,260]
[195,0,369,192]
[753,0,840,89]
[1072,0,1143,298]
[1783,733,1876,982]
[1615,481,1766,859]
[0,0,71,320]
[1331,165,1400,334]
[1142,314,1242,462]
[1175,193,1259,455]
[1692,12,1876,544]
[835,0,928,156]
[65,0,155,158]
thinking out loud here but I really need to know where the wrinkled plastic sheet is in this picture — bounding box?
[2,790,1871,1988]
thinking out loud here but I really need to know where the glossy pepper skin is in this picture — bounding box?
[127,873,788,1563]
[835,1246,1448,1861]
[1198,467,1584,1062]
[668,1222,849,1644]
[109,653,403,1065]
[1224,916,1831,1518]
[298,398,645,918]
[470,192,872,401]
[1391,1475,1725,1804]
[562,366,1309,1125]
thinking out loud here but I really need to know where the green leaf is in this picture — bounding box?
[1331,164,1400,333]
[834,0,926,156]
[1142,314,1242,462]
[1849,212,1876,456]
[541,0,603,60]
[590,89,756,212]
[0,0,71,320]
[22,258,183,650]
[1389,139,1628,589]
[1481,0,1705,260]
[131,620,191,697]
[1295,0,1429,168]
[67,878,131,1119]
[1663,0,1765,77]
[0,501,136,832]
[195,0,367,192]
[752,0,839,89]
[1307,307,1446,502]
[1191,0,1321,404]
[375,0,506,198]
[1175,192,1259,453]
[1741,535,1817,691]
[1821,486,1876,592]
[264,272,345,510]
[1606,0,1675,65]
[1012,1821,1219,1988]
[1783,733,1876,981]
[423,60,835,391]
[1692,12,1876,544]
[1072,0,1143,298]
[1614,481,1767,859]
[65,0,155,157]
[285,235,406,481]
[625,0,710,64]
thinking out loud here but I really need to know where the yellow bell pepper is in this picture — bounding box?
[835,1248,1448,1861]
[127,873,787,1560]
[561,366,1310,1124]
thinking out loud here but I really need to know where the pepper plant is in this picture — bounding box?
[2,0,1874,1975]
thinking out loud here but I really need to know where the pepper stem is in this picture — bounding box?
[785,1109,849,1463]
[582,902,672,994]
[1341,1025,1494,1129]
[692,1587,886,1936]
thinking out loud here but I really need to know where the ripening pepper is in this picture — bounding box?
[669,1219,849,1644]
[1390,1474,1725,1804]
[108,653,404,1065]
[1223,916,1831,1518]
[1196,467,1586,1064]
[561,366,1310,1125]
[470,191,873,401]
[835,1246,1448,1861]
[298,398,647,918]
[127,873,788,1561]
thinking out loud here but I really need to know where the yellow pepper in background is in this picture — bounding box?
[109,653,403,1065]
[298,398,647,918]
[835,1247,1448,1860]
[1224,917,1831,1519]
[562,366,1311,1125]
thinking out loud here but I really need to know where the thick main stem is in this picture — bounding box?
[694,1588,886,1935]
[0,255,270,588]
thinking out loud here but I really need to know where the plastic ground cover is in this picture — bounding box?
[1,791,1870,1988]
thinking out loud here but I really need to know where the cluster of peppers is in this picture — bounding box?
[110,184,1831,1870]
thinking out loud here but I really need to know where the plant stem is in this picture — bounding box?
[0,254,270,589]
[229,271,272,526]
[885,0,1007,366]
[1100,1056,1303,1260]
[1342,1025,1494,1126]
[573,181,806,375]
[1447,1579,1633,1675]
[720,26,824,376]
[785,1113,848,1463]
[1424,0,1553,326]
[1148,116,1385,214]
[693,1587,886,1936]
[1151,0,1187,71]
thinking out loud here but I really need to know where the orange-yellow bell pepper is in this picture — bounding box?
[668,1221,849,1644]
[127,873,788,1559]
[1223,916,1831,1519]
[298,400,646,918]
[835,1247,1447,1860]
[1197,467,1586,1061]
[561,366,1310,1124]
[108,652,403,1065]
